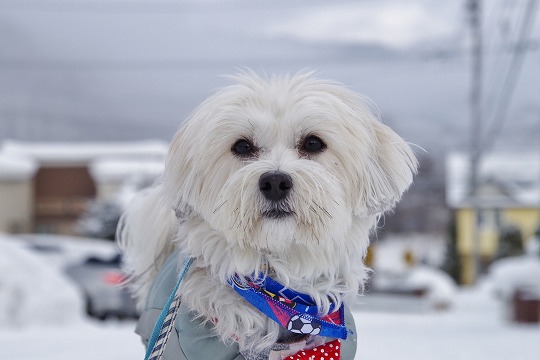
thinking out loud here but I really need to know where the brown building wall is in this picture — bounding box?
[33,166,96,234]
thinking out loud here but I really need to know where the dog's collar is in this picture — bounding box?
[228,274,348,340]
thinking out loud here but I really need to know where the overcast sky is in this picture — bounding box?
[0,0,538,156]
[1,1,465,60]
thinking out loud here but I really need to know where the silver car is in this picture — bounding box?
[65,253,138,320]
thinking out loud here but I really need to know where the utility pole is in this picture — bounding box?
[468,0,483,284]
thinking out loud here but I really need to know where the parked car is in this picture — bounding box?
[65,253,138,320]
[14,233,117,269]
[13,234,138,320]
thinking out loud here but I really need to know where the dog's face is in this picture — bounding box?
[164,72,416,255]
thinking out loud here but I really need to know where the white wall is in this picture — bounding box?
[0,180,34,233]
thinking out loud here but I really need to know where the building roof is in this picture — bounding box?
[0,140,168,167]
[446,152,540,209]
[0,153,38,181]
[0,139,168,185]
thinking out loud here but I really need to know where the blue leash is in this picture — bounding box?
[144,257,194,360]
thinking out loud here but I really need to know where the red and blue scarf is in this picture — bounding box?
[228,274,348,340]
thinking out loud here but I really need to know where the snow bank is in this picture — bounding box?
[373,234,446,272]
[526,236,540,256]
[403,266,458,308]
[489,255,540,299]
[366,235,456,311]
[0,236,83,327]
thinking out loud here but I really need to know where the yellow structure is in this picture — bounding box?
[456,207,540,285]
[447,153,540,285]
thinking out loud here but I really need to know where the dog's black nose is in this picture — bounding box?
[259,172,292,201]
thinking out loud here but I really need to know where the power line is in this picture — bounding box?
[481,0,539,152]
[483,0,506,54]
[483,0,527,113]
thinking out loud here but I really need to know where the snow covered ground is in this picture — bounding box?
[355,284,540,360]
[1,283,539,360]
[1,235,539,360]
[0,320,142,360]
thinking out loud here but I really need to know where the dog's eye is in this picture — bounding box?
[301,135,326,154]
[232,139,255,156]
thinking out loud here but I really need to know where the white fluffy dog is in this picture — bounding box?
[119,71,417,358]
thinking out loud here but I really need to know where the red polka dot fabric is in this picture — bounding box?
[285,339,341,360]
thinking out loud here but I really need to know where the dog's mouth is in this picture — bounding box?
[262,208,294,219]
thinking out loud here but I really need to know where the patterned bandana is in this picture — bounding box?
[228,274,348,340]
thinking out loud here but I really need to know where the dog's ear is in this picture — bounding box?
[354,120,418,216]
[163,120,199,214]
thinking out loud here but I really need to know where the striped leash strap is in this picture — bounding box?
[144,257,194,360]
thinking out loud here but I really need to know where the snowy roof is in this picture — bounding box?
[0,140,168,167]
[89,158,165,183]
[0,153,38,181]
[446,152,540,208]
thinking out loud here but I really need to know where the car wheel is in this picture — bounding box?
[85,295,94,317]
[95,313,108,321]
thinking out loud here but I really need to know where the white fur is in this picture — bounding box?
[118,71,417,352]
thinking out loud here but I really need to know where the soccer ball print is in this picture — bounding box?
[287,315,322,335]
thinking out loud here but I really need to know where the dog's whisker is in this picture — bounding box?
[232,206,241,227]
[228,209,241,230]
[308,225,319,245]
[243,215,250,232]
[213,200,227,214]
[312,201,333,219]
[308,205,324,224]
[247,118,255,131]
